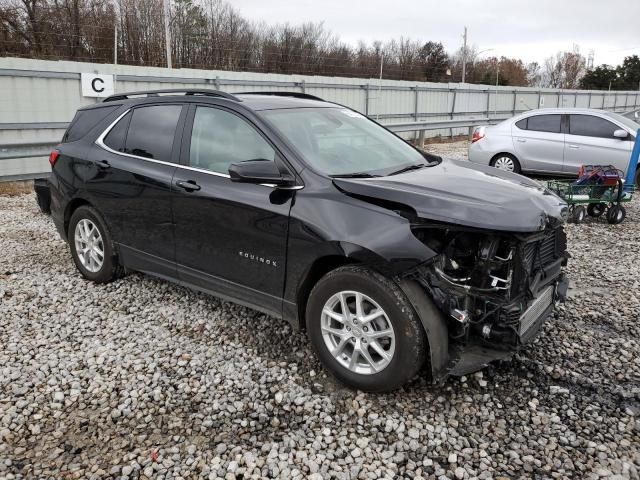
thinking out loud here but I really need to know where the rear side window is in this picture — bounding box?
[123,105,182,162]
[569,115,618,138]
[62,106,118,143]
[103,112,131,151]
[526,115,562,133]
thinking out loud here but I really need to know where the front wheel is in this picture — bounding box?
[306,266,427,392]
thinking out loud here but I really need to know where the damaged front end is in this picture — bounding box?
[405,219,570,380]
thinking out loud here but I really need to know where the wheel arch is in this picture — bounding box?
[64,197,93,238]
[296,254,360,330]
[397,278,449,382]
[490,151,519,163]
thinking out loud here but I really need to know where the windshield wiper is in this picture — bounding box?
[330,172,381,178]
[387,163,427,176]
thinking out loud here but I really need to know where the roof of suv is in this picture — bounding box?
[91,89,335,112]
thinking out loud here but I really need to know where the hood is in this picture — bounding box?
[333,158,568,232]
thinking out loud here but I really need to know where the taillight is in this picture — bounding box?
[472,127,486,143]
[49,150,60,167]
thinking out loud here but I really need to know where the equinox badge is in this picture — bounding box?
[238,251,278,267]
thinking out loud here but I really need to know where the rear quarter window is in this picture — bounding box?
[62,106,118,143]
[515,118,527,130]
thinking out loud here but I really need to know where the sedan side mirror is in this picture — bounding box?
[613,129,629,139]
[229,159,293,185]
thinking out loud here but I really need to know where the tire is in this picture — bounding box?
[490,154,521,174]
[572,205,586,224]
[587,203,606,218]
[68,205,122,283]
[635,169,640,190]
[306,266,427,392]
[606,205,626,225]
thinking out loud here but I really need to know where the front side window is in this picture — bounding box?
[569,115,619,139]
[119,105,182,162]
[189,107,275,174]
[526,115,562,133]
[259,107,430,176]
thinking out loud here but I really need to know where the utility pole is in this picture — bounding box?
[461,26,468,83]
[114,23,118,66]
[163,0,172,69]
[376,52,384,121]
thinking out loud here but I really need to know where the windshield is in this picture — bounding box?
[259,107,433,176]
[607,112,640,132]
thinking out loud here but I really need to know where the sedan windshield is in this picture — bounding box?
[259,107,435,176]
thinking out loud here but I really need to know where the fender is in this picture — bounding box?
[397,278,449,383]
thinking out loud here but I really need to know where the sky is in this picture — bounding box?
[231,0,640,67]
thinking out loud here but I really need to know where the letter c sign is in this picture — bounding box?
[81,73,114,98]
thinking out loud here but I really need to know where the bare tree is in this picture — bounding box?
[543,47,586,88]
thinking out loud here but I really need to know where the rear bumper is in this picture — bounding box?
[467,140,494,165]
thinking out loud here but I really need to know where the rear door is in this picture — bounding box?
[171,104,295,317]
[92,103,186,277]
[564,114,633,175]
[512,114,565,173]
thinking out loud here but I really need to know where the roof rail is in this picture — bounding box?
[103,89,239,103]
[239,91,324,102]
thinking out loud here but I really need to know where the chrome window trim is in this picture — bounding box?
[95,108,303,189]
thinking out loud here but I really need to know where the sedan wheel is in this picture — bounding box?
[321,291,396,375]
[493,156,516,172]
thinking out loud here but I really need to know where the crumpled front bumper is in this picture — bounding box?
[446,273,569,377]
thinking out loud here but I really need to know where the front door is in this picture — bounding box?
[512,114,565,173]
[172,104,294,317]
[564,114,633,175]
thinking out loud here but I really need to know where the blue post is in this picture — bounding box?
[625,129,640,193]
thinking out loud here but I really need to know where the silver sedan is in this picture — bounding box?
[468,108,640,187]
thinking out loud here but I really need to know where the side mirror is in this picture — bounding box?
[229,159,293,185]
[613,129,629,139]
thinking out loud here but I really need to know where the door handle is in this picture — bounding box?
[568,144,579,149]
[96,160,111,169]
[176,180,201,192]
[516,138,526,143]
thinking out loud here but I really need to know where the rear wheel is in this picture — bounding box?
[490,154,521,174]
[573,205,586,224]
[68,205,122,283]
[306,266,427,392]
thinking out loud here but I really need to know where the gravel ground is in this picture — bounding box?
[424,140,469,161]
[1,152,639,479]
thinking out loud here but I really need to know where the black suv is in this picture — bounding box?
[48,89,569,391]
